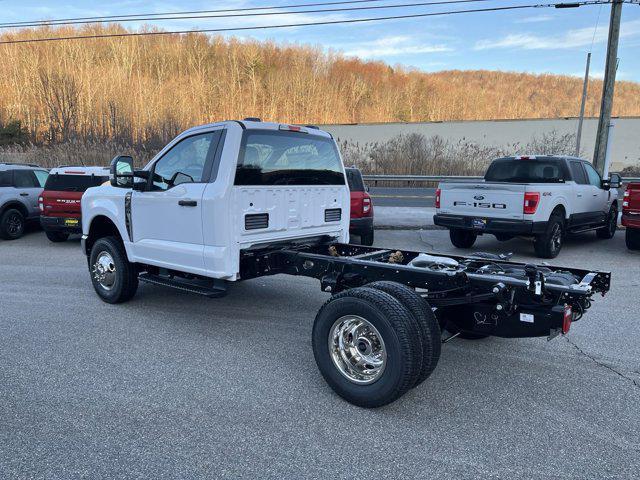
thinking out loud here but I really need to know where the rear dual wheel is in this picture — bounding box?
[312,283,440,408]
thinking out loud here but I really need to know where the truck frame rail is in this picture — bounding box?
[240,241,610,340]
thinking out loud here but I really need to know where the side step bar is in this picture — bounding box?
[138,273,227,298]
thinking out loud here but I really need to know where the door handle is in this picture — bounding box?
[19,192,29,197]
[577,194,582,197]
[178,200,197,207]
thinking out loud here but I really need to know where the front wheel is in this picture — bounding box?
[534,215,564,259]
[596,204,618,239]
[449,229,477,249]
[626,228,640,250]
[89,236,138,304]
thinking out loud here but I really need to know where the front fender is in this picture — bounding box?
[82,186,134,258]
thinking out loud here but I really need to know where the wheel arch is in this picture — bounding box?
[550,203,567,222]
[0,200,29,218]
[84,215,124,256]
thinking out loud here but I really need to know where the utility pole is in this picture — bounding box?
[593,0,623,176]
[575,52,591,157]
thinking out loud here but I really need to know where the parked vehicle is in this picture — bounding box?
[80,121,610,408]
[346,167,374,245]
[0,163,49,240]
[622,182,640,250]
[39,166,110,242]
[434,155,621,258]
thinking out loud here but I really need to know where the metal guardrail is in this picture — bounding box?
[362,174,640,184]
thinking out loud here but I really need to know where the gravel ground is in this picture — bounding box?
[1,228,639,479]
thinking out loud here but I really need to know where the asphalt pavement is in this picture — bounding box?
[1,228,639,479]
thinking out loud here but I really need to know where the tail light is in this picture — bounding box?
[435,188,441,209]
[362,197,371,215]
[523,192,540,214]
[562,305,572,334]
[38,195,44,212]
[623,189,629,210]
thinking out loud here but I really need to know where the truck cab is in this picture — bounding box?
[82,120,350,294]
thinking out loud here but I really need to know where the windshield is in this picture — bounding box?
[44,174,109,192]
[234,130,345,186]
[485,159,566,183]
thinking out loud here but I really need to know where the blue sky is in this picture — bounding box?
[2,0,640,81]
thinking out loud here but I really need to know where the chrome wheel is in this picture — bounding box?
[328,315,387,385]
[92,251,116,290]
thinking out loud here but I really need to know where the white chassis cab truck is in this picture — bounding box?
[82,122,611,407]
[434,156,622,258]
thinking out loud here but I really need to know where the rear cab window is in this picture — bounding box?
[44,173,109,192]
[485,158,568,183]
[234,130,345,186]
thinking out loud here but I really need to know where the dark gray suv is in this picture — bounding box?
[0,163,49,239]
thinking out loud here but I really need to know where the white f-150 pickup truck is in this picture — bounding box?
[434,155,621,258]
[80,124,611,408]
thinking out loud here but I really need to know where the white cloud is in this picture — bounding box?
[340,35,452,59]
[474,18,640,51]
[515,15,555,24]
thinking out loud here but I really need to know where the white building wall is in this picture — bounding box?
[321,117,640,171]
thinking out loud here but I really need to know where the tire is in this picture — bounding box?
[626,228,640,251]
[366,281,441,387]
[494,233,513,242]
[45,231,69,243]
[359,230,374,246]
[438,306,490,340]
[312,287,423,408]
[534,214,564,259]
[89,236,138,304]
[0,208,26,240]
[596,204,618,239]
[449,228,477,249]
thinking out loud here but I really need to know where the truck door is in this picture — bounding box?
[130,130,222,274]
[583,163,608,225]
[568,161,593,227]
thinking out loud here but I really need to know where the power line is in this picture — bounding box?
[0,1,494,29]
[0,0,489,27]
[0,1,611,46]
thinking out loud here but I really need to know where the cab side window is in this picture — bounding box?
[583,163,601,188]
[570,162,588,185]
[0,171,11,187]
[13,170,38,188]
[152,132,215,191]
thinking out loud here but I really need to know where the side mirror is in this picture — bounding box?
[609,173,622,189]
[110,155,134,188]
